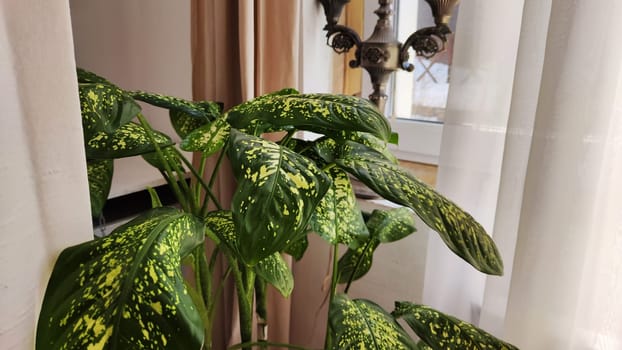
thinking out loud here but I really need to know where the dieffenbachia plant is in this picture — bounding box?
[36,68,519,350]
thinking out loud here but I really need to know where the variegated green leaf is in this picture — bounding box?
[204,210,239,248]
[254,253,294,298]
[79,83,141,140]
[180,116,230,155]
[36,208,205,350]
[337,238,379,284]
[77,67,111,84]
[170,109,210,140]
[313,137,339,164]
[336,142,504,275]
[227,91,391,141]
[228,129,331,265]
[283,235,309,261]
[142,145,183,171]
[130,90,220,120]
[342,132,398,164]
[311,167,368,245]
[86,159,113,217]
[392,302,519,350]
[367,207,416,243]
[329,294,417,350]
[86,122,173,159]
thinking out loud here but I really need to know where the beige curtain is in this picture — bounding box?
[191,1,301,348]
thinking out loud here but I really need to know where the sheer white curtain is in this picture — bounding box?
[0,1,93,348]
[422,0,622,348]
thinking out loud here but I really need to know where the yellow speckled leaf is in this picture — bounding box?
[36,208,205,350]
[79,83,141,141]
[254,253,294,298]
[227,90,391,141]
[310,167,368,245]
[336,141,504,275]
[130,90,221,121]
[180,116,230,155]
[87,159,113,217]
[392,302,519,350]
[228,129,331,265]
[86,122,173,159]
[329,294,417,350]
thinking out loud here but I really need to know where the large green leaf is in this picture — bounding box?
[36,208,205,350]
[77,67,112,85]
[392,302,519,350]
[86,122,173,159]
[228,129,331,265]
[170,109,211,140]
[87,159,113,217]
[328,294,417,350]
[254,253,294,298]
[367,207,416,243]
[142,145,183,171]
[130,90,220,120]
[338,208,416,284]
[336,142,504,275]
[180,116,230,155]
[79,83,141,140]
[227,91,391,141]
[283,235,309,261]
[337,238,379,284]
[311,167,368,245]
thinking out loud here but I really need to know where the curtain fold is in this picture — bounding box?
[426,0,622,348]
[191,1,301,348]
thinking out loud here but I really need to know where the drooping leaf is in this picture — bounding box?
[367,207,416,243]
[204,210,238,247]
[336,142,504,275]
[392,302,519,350]
[142,145,183,171]
[311,167,368,245]
[77,67,112,85]
[337,238,379,284]
[87,159,113,217]
[130,90,220,120]
[340,132,398,164]
[254,253,294,298]
[79,83,141,140]
[313,137,339,164]
[328,294,417,350]
[227,92,391,141]
[36,208,205,350]
[85,122,173,159]
[180,116,230,155]
[228,129,331,265]
[283,235,309,261]
[170,109,211,140]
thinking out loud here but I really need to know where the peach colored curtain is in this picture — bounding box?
[191,1,300,348]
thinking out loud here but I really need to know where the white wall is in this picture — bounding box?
[0,1,93,348]
[70,0,193,198]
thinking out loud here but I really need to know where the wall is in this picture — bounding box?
[70,0,193,198]
[0,1,93,348]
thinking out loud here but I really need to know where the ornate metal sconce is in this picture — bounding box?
[319,0,460,113]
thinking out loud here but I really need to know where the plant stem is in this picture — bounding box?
[200,149,227,217]
[324,243,340,350]
[195,152,209,209]
[137,113,188,211]
[172,147,223,211]
[227,341,316,350]
[279,129,297,146]
[230,260,254,350]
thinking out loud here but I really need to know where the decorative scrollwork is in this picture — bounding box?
[326,24,362,66]
[399,25,451,72]
[363,47,390,64]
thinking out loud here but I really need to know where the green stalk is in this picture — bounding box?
[279,129,297,146]
[200,149,227,217]
[324,243,340,350]
[227,341,315,350]
[167,150,197,214]
[137,113,189,211]
[230,260,253,350]
[172,147,223,211]
[195,153,209,209]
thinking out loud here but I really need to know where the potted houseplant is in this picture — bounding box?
[35,68,518,350]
